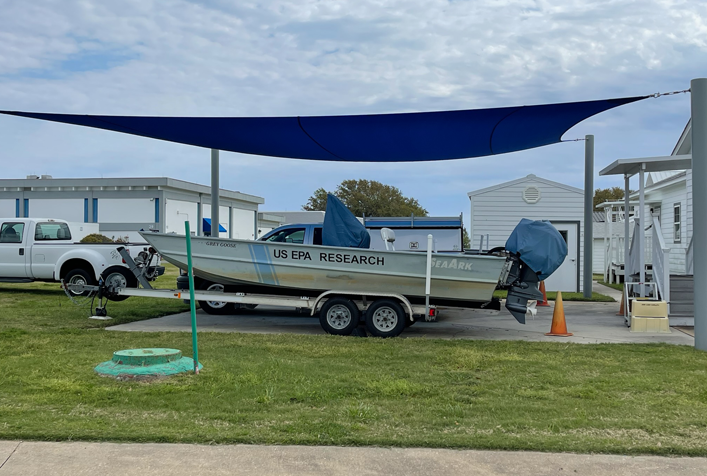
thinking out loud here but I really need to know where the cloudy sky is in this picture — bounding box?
[1,0,705,227]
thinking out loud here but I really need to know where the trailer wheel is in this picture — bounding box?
[65,269,96,297]
[102,267,137,302]
[198,282,236,315]
[319,297,360,336]
[365,299,406,338]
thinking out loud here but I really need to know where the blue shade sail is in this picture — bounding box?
[0,96,645,162]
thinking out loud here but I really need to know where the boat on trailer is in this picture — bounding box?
[64,199,564,337]
[141,232,510,307]
[135,217,558,336]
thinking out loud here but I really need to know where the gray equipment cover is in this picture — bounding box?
[322,194,371,248]
[505,219,567,280]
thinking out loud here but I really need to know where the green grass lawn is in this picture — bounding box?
[598,281,624,292]
[1,266,706,455]
[594,273,625,292]
[0,264,189,332]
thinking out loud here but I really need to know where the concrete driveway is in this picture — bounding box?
[107,300,694,345]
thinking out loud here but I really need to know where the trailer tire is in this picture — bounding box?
[102,267,137,302]
[365,299,406,338]
[64,268,96,297]
[319,297,360,336]
[198,281,236,315]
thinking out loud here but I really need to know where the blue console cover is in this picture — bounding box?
[322,194,371,248]
[505,219,567,280]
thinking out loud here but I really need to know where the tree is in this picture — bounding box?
[593,187,633,211]
[462,228,471,250]
[303,179,428,217]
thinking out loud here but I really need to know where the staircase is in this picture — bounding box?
[669,274,694,325]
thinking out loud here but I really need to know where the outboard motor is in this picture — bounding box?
[501,219,568,324]
[504,254,543,324]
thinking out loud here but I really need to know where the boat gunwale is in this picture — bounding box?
[141,232,506,262]
[158,250,504,285]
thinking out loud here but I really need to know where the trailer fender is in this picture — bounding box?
[311,290,415,322]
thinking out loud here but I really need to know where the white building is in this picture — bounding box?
[0,176,264,242]
[468,174,585,293]
[599,120,694,322]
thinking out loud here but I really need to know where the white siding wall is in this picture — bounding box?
[657,184,688,274]
[232,208,256,240]
[99,198,156,223]
[593,238,605,274]
[0,199,16,217]
[165,199,198,235]
[470,178,584,292]
[28,199,84,222]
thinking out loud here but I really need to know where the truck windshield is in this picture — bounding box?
[34,222,72,241]
[264,228,305,244]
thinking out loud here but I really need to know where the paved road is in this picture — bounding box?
[1,441,706,476]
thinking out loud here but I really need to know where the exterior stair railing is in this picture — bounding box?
[686,235,694,275]
[651,216,671,313]
[627,220,640,278]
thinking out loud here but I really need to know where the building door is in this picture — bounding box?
[544,222,578,293]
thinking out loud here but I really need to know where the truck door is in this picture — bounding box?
[0,221,28,278]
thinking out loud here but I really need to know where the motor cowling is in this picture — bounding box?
[503,253,543,324]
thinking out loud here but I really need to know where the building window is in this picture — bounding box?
[674,203,681,243]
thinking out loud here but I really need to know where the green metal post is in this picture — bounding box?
[185,221,199,374]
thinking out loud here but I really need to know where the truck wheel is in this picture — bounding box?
[365,299,406,338]
[102,268,137,302]
[319,297,360,336]
[65,269,96,297]
[198,282,236,315]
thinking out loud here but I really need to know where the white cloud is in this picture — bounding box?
[0,0,705,221]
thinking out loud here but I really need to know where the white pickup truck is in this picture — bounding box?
[0,218,163,295]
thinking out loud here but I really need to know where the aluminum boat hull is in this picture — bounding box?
[141,233,507,303]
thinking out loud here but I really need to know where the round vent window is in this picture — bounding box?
[522,186,541,204]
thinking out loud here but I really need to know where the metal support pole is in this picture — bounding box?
[185,220,200,374]
[254,211,259,240]
[639,165,645,297]
[425,234,433,318]
[228,206,233,239]
[211,149,220,238]
[583,134,594,298]
[604,206,609,282]
[692,78,707,351]
[624,175,630,286]
[197,194,203,236]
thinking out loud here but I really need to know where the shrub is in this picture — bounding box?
[80,233,114,244]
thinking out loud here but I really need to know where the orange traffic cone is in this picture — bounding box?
[537,281,550,307]
[616,293,625,316]
[545,291,573,336]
